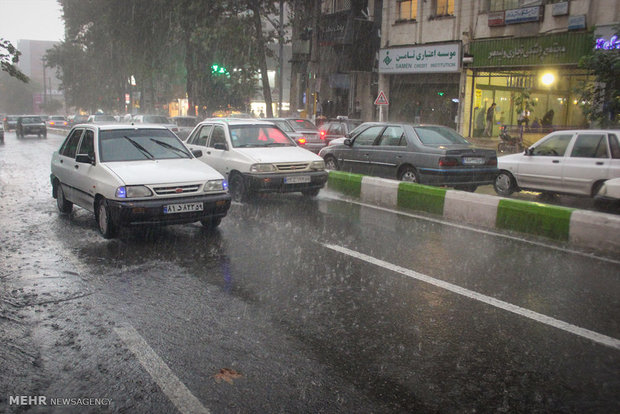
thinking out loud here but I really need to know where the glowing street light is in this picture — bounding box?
[541,73,555,86]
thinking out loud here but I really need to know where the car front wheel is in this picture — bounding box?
[229,173,249,202]
[324,155,338,170]
[97,199,118,239]
[494,171,517,196]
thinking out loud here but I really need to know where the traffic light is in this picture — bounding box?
[437,91,445,96]
[211,64,230,77]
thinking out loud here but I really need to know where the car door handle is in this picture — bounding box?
[74,164,79,169]
[552,160,560,163]
[596,161,604,165]
[60,159,63,164]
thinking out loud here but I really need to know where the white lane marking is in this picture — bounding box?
[115,325,210,414]
[321,194,620,266]
[323,243,620,351]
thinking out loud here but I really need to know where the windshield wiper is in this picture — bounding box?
[122,136,154,159]
[265,142,289,147]
[150,139,189,158]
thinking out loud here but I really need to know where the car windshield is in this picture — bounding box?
[414,126,470,145]
[288,119,317,131]
[271,120,294,132]
[144,115,170,124]
[229,125,295,148]
[22,117,43,123]
[95,115,116,122]
[99,129,191,161]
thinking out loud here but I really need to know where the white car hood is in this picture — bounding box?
[104,158,223,185]
[497,152,525,167]
[236,146,322,163]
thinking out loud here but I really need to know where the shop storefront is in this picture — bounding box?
[378,42,461,128]
[465,32,593,138]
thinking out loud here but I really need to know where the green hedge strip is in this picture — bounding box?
[496,199,574,240]
[327,171,363,197]
[397,182,446,215]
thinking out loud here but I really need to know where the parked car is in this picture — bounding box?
[594,177,620,210]
[87,114,116,124]
[50,124,231,238]
[319,122,498,191]
[16,115,47,139]
[47,115,68,128]
[3,115,19,131]
[319,117,363,145]
[184,119,328,201]
[263,118,324,153]
[132,114,179,135]
[172,116,198,141]
[494,130,620,197]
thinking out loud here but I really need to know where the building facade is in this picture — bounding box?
[376,0,619,137]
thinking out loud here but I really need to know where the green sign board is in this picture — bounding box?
[471,32,593,68]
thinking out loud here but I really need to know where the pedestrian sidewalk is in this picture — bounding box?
[467,135,500,150]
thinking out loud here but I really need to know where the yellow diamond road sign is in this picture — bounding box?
[374,91,389,105]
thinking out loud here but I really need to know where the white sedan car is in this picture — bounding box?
[50,124,231,238]
[184,119,328,201]
[494,130,620,197]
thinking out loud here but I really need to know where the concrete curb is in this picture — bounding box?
[327,171,620,254]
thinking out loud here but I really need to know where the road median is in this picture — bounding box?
[327,171,620,254]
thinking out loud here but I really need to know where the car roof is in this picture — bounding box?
[200,118,276,126]
[72,123,169,131]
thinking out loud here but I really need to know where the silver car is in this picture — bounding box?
[319,122,498,191]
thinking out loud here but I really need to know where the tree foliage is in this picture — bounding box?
[0,39,29,83]
[577,27,620,127]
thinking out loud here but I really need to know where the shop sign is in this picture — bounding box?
[596,35,620,50]
[568,15,586,31]
[488,11,505,27]
[379,43,460,74]
[505,6,543,25]
[551,2,569,17]
[470,32,591,67]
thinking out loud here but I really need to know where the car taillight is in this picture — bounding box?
[439,157,458,167]
[297,138,307,145]
[50,121,55,126]
[487,157,498,166]
[320,130,326,140]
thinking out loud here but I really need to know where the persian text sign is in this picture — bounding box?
[379,43,460,74]
[505,6,542,24]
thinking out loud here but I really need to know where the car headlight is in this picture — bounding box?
[115,185,153,198]
[204,179,227,192]
[310,160,325,171]
[250,163,277,173]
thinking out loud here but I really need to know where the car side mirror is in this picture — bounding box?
[525,148,533,156]
[344,138,352,146]
[75,154,95,165]
[192,149,203,158]
[213,143,228,151]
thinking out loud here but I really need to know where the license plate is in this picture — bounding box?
[462,157,485,165]
[284,175,311,184]
[163,202,203,214]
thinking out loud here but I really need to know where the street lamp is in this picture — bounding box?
[541,73,555,86]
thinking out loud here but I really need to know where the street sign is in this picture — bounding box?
[374,90,389,105]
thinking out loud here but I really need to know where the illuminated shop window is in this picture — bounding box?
[398,0,418,20]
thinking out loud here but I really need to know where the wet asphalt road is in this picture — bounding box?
[0,131,619,413]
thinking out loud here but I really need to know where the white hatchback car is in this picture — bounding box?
[50,125,231,238]
[494,130,620,197]
[184,119,328,201]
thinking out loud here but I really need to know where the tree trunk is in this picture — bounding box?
[249,1,273,117]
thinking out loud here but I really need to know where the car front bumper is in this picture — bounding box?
[419,167,499,186]
[20,126,46,135]
[107,193,231,226]
[243,170,328,193]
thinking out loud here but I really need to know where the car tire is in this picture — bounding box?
[398,166,419,183]
[301,188,320,197]
[200,216,222,229]
[96,199,118,239]
[55,183,73,214]
[455,185,478,192]
[229,173,249,202]
[494,171,517,196]
[324,155,338,170]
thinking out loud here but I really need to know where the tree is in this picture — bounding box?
[0,39,29,83]
[577,27,620,127]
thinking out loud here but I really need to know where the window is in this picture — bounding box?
[609,134,620,159]
[189,125,212,146]
[532,134,572,157]
[353,126,384,145]
[77,130,95,157]
[209,126,227,148]
[378,126,406,146]
[435,0,454,16]
[570,134,608,159]
[60,129,84,158]
[397,0,418,21]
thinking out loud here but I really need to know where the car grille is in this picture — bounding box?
[276,163,309,172]
[153,184,200,195]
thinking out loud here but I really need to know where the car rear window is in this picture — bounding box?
[288,119,317,131]
[143,115,169,123]
[175,117,197,127]
[22,117,43,123]
[413,126,470,145]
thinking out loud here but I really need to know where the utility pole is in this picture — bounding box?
[278,1,284,116]
[307,0,320,121]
